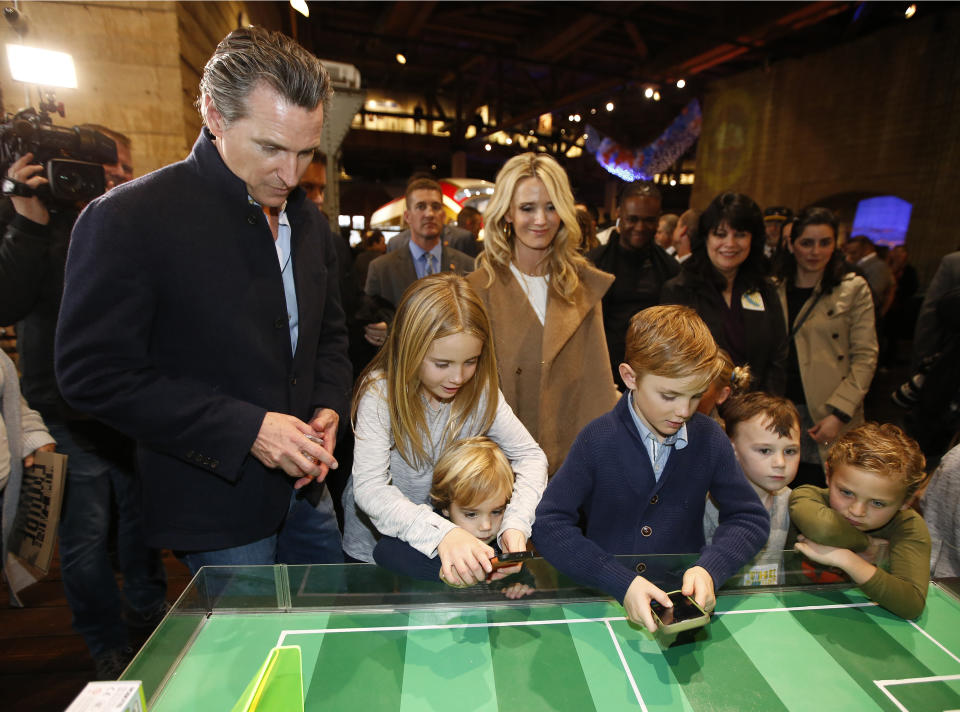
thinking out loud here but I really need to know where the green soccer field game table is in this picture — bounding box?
[121,553,960,711]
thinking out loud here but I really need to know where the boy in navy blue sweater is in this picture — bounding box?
[533,305,769,631]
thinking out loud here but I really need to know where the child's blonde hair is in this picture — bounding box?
[827,422,929,500]
[475,152,587,302]
[352,274,499,468]
[624,305,720,392]
[721,391,801,439]
[430,436,514,511]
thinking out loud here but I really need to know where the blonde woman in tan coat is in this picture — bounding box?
[468,153,619,474]
[774,207,878,487]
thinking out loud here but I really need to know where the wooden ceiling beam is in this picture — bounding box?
[526,13,612,63]
[623,20,649,61]
[377,1,437,38]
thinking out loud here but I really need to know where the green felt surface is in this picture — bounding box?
[132,585,960,712]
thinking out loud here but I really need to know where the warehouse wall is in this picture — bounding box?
[693,10,960,284]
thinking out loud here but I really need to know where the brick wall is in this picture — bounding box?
[693,10,960,285]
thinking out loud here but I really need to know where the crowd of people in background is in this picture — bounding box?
[2,25,959,683]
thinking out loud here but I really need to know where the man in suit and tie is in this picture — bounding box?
[361,178,474,347]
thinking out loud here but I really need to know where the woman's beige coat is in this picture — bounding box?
[775,273,878,462]
[467,263,619,474]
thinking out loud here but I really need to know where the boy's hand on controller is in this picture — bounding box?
[488,528,527,580]
[682,565,716,613]
[623,577,672,633]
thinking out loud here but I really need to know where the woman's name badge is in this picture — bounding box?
[741,291,765,311]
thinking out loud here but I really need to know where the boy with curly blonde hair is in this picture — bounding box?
[790,422,931,618]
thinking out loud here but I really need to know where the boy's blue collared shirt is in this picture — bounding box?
[625,392,688,481]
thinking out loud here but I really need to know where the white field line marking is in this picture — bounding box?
[713,602,877,616]
[276,600,882,642]
[605,619,648,711]
[277,615,622,645]
[876,673,960,686]
[908,618,960,665]
[875,681,910,712]
[875,674,960,712]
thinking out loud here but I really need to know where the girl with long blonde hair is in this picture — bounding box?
[342,273,547,586]
[468,153,618,474]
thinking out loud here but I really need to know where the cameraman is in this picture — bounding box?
[0,128,166,680]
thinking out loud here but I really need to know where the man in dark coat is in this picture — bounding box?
[588,183,679,388]
[55,28,352,575]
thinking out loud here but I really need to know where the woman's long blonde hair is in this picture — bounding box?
[352,273,499,468]
[475,152,587,301]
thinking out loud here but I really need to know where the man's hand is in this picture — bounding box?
[364,321,387,347]
[623,576,672,632]
[487,528,527,581]
[808,414,843,447]
[437,527,494,587]
[250,411,337,487]
[681,565,716,613]
[6,153,50,225]
[23,442,56,469]
[303,408,340,487]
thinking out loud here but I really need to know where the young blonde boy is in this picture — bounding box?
[704,393,801,584]
[374,436,533,598]
[790,423,930,619]
[533,305,769,632]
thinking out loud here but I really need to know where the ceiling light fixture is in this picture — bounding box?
[676,79,686,89]
[605,101,614,112]
[290,0,309,18]
[644,87,654,99]
[395,52,407,65]
[905,4,917,19]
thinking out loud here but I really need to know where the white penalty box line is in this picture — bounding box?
[275,599,882,644]
[276,614,650,711]
[273,601,949,712]
[875,674,960,712]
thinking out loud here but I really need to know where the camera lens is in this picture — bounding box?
[55,167,84,192]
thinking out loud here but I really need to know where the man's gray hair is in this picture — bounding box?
[197,26,332,126]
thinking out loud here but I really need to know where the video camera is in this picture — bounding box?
[0,95,117,205]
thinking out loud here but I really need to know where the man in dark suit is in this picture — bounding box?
[447,205,483,258]
[361,178,474,348]
[55,28,352,575]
